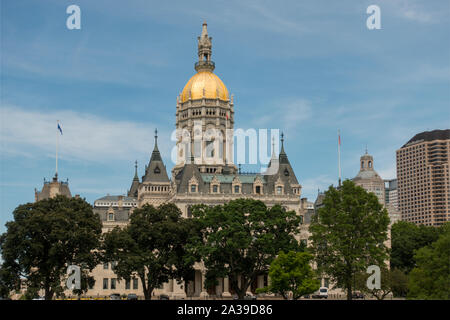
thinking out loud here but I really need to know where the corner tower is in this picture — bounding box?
[174,22,236,176]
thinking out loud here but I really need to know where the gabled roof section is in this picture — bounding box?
[174,162,204,193]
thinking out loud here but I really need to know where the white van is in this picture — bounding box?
[312,287,328,299]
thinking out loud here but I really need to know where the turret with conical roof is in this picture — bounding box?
[142,129,170,183]
[266,133,301,196]
[127,160,140,198]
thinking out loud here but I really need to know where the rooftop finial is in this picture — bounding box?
[196,21,214,72]
[154,128,158,146]
[365,144,368,154]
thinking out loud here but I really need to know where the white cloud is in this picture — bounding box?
[384,0,441,24]
[0,105,173,164]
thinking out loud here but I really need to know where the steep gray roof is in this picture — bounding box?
[94,207,131,222]
[128,161,140,197]
[174,162,205,193]
[402,129,450,148]
[142,133,170,183]
[95,195,136,202]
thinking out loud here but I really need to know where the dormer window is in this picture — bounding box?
[255,186,261,194]
[234,185,240,193]
[154,166,161,174]
[276,186,283,195]
[213,185,218,193]
[108,212,115,221]
[284,169,289,176]
[190,185,197,193]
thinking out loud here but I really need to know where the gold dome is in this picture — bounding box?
[181,71,229,103]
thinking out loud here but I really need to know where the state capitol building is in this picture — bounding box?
[86,22,308,298]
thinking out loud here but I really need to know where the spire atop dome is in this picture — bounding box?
[195,21,215,72]
[201,20,208,38]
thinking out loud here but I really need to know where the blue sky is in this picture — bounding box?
[1,0,449,233]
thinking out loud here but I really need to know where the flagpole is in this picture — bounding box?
[56,120,59,179]
[338,129,341,187]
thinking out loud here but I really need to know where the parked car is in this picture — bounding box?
[302,294,310,299]
[352,291,365,299]
[127,293,138,300]
[159,294,170,300]
[312,287,328,299]
[109,293,121,300]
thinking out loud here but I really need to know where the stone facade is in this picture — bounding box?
[35,174,71,201]
[353,151,385,205]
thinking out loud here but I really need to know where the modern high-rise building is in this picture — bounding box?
[384,179,398,209]
[384,179,401,225]
[396,129,450,226]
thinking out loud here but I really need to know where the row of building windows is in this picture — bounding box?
[96,202,136,207]
[143,185,169,192]
[102,278,139,290]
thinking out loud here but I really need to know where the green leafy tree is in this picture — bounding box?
[257,251,319,300]
[391,221,440,273]
[309,180,390,300]
[191,198,301,299]
[102,203,199,300]
[354,267,408,300]
[390,268,409,298]
[407,223,450,300]
[0,195,102,300]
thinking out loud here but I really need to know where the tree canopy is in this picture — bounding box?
[0,195,102,300]
[257,251,319,300]
[407,223,450,300]
[191,198,302,299]
[354,267,408,300]
[102,203,200,300]
[309,180,390,300]
[390,221,440,273]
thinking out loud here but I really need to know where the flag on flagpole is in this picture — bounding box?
[57,122,63,135]
[338,131,341,145]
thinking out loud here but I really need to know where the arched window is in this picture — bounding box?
[369,161,372,168]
